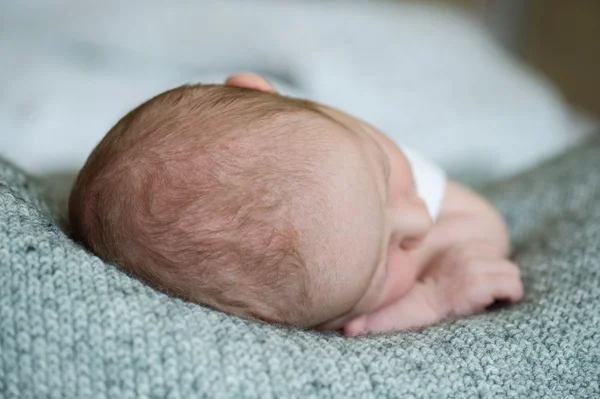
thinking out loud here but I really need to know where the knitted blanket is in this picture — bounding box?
[1,137,599,398]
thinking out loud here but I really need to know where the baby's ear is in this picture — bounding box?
[225,73,277,93]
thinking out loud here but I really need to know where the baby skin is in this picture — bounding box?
[297,86,524,335]
[69,73,523,335]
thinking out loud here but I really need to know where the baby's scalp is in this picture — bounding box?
[69,84,364,326]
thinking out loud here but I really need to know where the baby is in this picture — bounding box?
[69,73,523,335]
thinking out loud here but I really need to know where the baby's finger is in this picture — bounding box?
[468,259,521,278]
[455,274,523,315]
[343,315,369,336]
[343,284,442,335]
[493,275,524,303]
[479,260,523,302]
[493,260,521,278]
[475,274,523,305]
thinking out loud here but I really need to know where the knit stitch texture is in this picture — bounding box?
[1,138,599,398]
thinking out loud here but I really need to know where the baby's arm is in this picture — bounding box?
[345,181,523,335]
[417,182,523,315]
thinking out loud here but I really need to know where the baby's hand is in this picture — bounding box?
[343,242,523,336]
[343,181,524,336]
[422,243,523,318]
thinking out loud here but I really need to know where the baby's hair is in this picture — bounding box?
[69,84,335,326]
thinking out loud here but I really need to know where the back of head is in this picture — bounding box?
[69,84,337,326]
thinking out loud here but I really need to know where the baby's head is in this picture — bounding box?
[69,74,432,330]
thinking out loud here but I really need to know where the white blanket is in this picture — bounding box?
[0,0,594,184]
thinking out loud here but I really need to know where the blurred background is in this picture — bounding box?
[0,0,598,191]
[438,0,600,118]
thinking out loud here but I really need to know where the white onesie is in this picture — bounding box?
[399,145,447,221]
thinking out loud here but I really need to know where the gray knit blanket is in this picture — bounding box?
[1,137,600,399]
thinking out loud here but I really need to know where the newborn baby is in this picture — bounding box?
[69,73,523,335]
